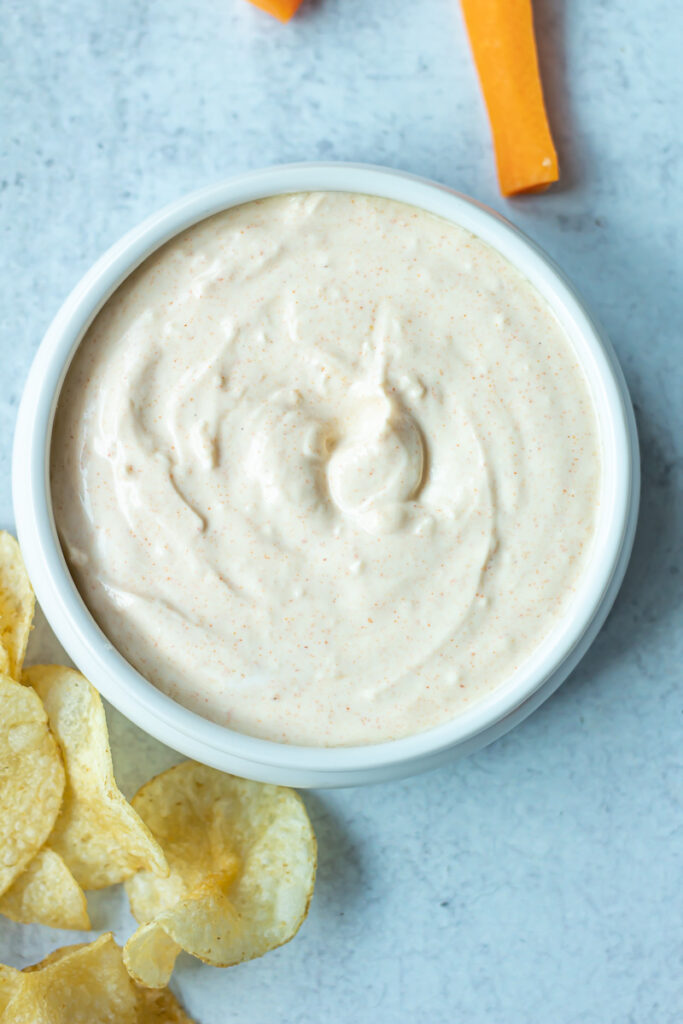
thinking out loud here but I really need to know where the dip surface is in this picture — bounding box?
[51,193,600,746]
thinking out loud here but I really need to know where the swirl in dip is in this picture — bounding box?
[51,193,600,746]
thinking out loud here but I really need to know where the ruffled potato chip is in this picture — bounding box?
[0,934,194,1023]
[0,532,35,680]
[0,847,90,930]
[0,674,64,896]
[24,665,168,890]
[124,762,316,987]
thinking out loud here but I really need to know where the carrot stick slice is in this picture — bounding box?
[460,0,559,196]
[246,0,304,22]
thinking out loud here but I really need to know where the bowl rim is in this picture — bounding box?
[13,162,639,781]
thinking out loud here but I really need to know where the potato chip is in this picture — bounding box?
[123,921,181,990]
[0,674,64,896]
[0,532,35,680]
[24,665,168,889]
[0,847,90,930]
[135,984,196,1024]
[124,762,316,987]
[3,934,138,1023]
[0,934,194,1024]
[0,964,20,1014]
[134,958,201,1021]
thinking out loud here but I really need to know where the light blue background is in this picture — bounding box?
[2,1,682,1022]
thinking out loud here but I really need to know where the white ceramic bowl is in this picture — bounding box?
[13,163,639,787]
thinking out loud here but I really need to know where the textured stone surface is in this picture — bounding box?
[1,1,681,1021]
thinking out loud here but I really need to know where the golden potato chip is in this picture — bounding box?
[0,964,20,1014]
[0,847,90,930]
[0,935,194,1024]
[3,934,138,1023]
[124,762,316,987]
[24,665,168,889]
[135,983,196,1024]
[0,532,35,680]
[123,921,181,990]
[0,674,64,896]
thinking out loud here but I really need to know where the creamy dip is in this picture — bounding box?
[52,193,600,746]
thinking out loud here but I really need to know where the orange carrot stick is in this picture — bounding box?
[246,0,304,22]
[460,0,559,196]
